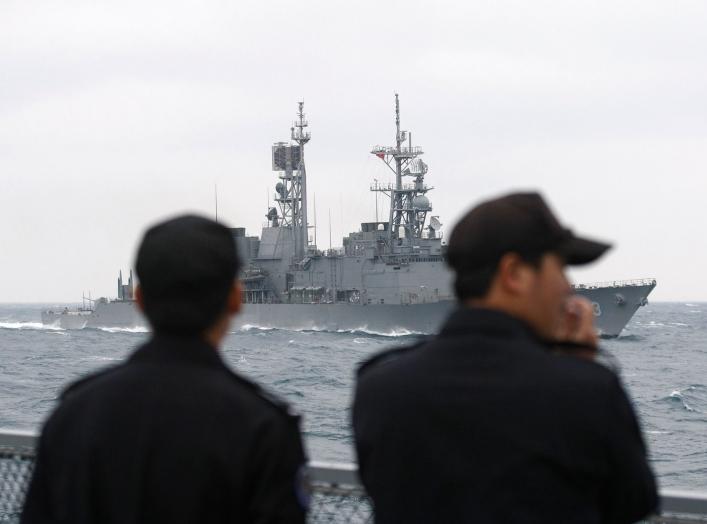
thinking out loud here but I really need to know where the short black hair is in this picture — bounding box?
[135,215,241,334]
[452,253,543,301]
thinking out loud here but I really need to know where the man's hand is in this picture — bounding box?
[554,295,598,358]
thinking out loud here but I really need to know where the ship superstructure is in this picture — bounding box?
[236,96,452,310]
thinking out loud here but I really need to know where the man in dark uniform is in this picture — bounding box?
[353,193,658,523]
[23,215,307,524]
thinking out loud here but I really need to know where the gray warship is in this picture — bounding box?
[42,97,656,336]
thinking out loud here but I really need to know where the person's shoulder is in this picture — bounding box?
[356,337,430,380]
[544,346,622,391]
[60,365,123,401]
[222,367,300,422]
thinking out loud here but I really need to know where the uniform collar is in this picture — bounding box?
[439,306,540,342]
[129,333,225,368]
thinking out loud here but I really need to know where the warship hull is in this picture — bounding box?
[41,301,143,331]
[41,280,656,337]
[574,279,656,337]
[237,279,656,336]
[40,311,91,330]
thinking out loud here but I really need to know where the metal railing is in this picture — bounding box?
[1,429,706,523]
[573,278,658,290]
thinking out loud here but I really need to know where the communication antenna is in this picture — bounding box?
[328,208,332,250]
[370,93,433,247]
[313,193,318,248]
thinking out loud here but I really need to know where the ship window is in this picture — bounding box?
[380,299,384,304]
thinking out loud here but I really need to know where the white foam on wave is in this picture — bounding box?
[235,324,276,332]
[334,326,424,337]
[84,355,122,362]
[232,323,424,337]
[669,390,697,412]
[0,321,64,331]
[96,326,150,333]
[645,321,666,328]
[646,430,671,435]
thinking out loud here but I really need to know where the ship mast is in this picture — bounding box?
[292,102,310,260]
[371,94,433,252]
[271,101,311,262]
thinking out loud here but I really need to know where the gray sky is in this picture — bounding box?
[1,0,706,302]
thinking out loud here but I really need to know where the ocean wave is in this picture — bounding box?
[668,390,697,412]
[336,327,425,337]
[235,324,276,332]
[95,326,150,333]
[233,324,423,337]
[0,321,64,331]
[613,334,642,342]
[83,356,122,362]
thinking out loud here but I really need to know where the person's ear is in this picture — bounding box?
[135,286,145,313]
[496,253,534,296]
[227,280,243,316]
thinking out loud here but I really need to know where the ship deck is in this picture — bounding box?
[1,429,705,523]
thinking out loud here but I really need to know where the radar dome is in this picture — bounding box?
[275,182,285,195]
[412,195,430,210]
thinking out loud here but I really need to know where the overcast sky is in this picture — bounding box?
[1,0,706,302]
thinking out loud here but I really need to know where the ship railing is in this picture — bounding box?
[371,145,423,156]
[370,182,428,192]
[1,430,706,523]
[573,278,657,290]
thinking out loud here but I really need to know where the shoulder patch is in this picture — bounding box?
[357,338,429,377]
[60,366,120,401]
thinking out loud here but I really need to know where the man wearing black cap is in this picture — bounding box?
[23,215,308,524]
[353,193,657,523]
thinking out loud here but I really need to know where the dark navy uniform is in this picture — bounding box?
[22,335,307,524]
[353,307,657,524]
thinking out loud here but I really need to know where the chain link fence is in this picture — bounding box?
[0,447,34,523]
[1,431,706,523]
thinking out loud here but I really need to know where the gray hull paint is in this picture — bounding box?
[42,282,655,337]
[575,282,656,337]
[41,301,143,331]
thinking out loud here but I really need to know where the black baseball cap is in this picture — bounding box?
[135,215,241,334]
[446,192,610,272]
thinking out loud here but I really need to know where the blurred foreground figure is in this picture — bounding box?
[23,216,307,524]
[353,193,657,523]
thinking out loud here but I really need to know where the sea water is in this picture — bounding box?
[0,302,705,489]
